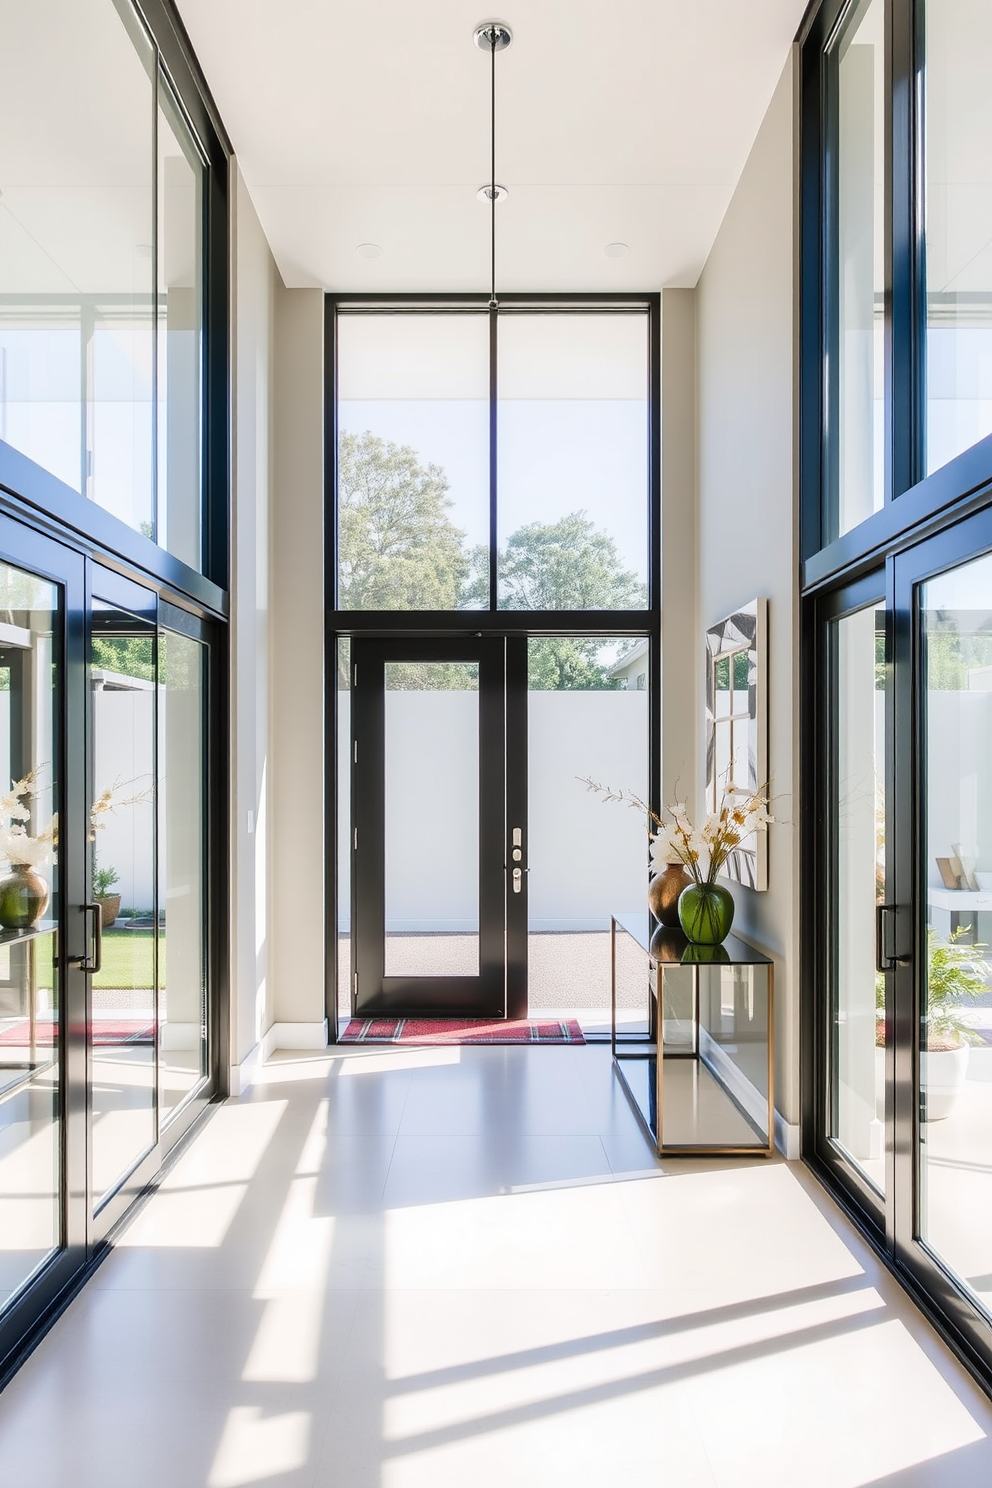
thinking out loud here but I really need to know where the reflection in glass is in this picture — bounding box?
[338,639,352,1015]
[336,315,489,610]
[157,77,204,570]
[384,662,479,977]
[0,5,205,568]
[834,0,885,533]
[528,638,648,1026]
[0,563,60,1308]
[158,629,207,1122]
[831,603,886,1193]
[90,601,156,1206]
[925,0,992,474]
[498,315,648,610]
[0,0,155,528]
[920,554,992,1315]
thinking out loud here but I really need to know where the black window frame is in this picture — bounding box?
[324,292,662,1037]
[800,0,992,1398]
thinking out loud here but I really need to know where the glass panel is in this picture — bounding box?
[157,76,204,569]
[924,0,992,474]
[498,315,648,610]
[0,564,60,1306]
[0,0,155,528]
[338,638,352,1018]
[336,315,489,610]
[90,601,156,1205]
[158,629,206,1122]
[920,554,992,1314]
[528,638,649,1034]
[834,0,885,534]
[830,602,886,1194]
[383,662,479,977]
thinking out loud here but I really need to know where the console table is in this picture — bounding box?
[611,913,775,1157]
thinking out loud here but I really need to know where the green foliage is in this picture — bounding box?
[468,511,645,612]
[385,662,479,692]
[338,431,469,610]
[924,627,992,690]
[92,863,120,897]
[92,636,155,682]
[466,511,644,690]
[877,925,989,1047]
[527,638,623,691]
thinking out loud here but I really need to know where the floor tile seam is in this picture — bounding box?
[680,1380,734,1488]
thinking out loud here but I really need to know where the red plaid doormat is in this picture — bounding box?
[340,1017,585,1045]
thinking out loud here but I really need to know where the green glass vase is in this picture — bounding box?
[677,881,734,945]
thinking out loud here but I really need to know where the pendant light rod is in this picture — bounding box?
[490,28,497,308]
[473,21,512,310]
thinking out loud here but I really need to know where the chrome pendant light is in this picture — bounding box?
[473,21,512,309]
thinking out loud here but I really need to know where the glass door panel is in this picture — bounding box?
[918,551,992,1316]
[352,637,507,1017]
[384,661,480,979]
[157,623,208,1124]
[829,598,887,1197]
[527,636,649,1034]
[0,561,60,1305]
[89,597,156,1207]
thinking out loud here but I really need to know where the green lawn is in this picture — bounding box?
[93,928,157,991]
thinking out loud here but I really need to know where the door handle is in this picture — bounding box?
[875,903,898,973]
[68,904,103,973]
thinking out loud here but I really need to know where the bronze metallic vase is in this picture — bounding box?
[648,862,693,927]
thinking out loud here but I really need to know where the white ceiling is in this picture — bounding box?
[176,0,807,293]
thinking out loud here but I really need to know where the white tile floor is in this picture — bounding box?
[2,1042,992,1486]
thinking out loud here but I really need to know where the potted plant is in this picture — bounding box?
[93,862,121,928]
[879,926,988,1120]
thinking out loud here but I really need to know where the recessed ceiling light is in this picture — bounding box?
[477,184,508,204]
[603,242,629,259]
[356,242,382,259]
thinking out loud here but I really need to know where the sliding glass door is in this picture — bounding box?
[815,508,992,1377]
[890,510,992,1362]
[0,517,86,1368]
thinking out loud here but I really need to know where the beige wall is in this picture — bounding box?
[270,286,326,1031]
[229,166,276,1077]
[695,53,800,1131]
[660,288,699,814]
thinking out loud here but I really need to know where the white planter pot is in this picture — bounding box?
[921,1044,970,1122]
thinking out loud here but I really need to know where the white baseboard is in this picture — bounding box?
[774,1112,801,1160]
[228,1020,328,1096]
[270,1019,329,1050]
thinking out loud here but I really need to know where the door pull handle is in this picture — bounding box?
[68,904,103,973]
[875,903,899,973]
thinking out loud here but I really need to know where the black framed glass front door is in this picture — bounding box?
[351,636,525,1018]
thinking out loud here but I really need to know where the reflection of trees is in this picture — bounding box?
[92,636,155,681]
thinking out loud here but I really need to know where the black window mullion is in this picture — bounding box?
[889,0,926,502]
[489,307,498,612]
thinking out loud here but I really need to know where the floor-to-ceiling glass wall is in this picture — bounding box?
[804,0,992,1391]
[0,0,227,1380]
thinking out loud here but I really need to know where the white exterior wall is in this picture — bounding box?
[695,53,800,1134]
